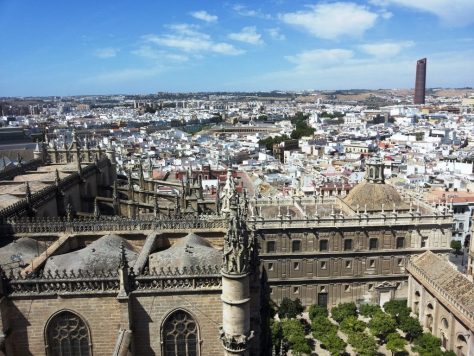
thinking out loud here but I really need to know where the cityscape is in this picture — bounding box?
[0,1,473,356]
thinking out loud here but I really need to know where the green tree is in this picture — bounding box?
[331,302,358,323]
[368,312,397,341]
[308,304,328,320]
[348,332,378,356]
[399,316,423,341]
[359,304,381,318]
[312,316,337,340]
[270,320,283,353]
[340,315,367,334]
[323,332,346,356]
[278,297,304,319]
[450,240,462,255]
[386,332,407,355]
[383,300,411,323]
[281,319,311,355]
[413,333,443,356]
[257,114,268,121]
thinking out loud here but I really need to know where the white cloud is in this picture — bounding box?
[143,24,244,55]
[190,10,218,23]
[267,28,286,40]
[359,41,414,57]
[84,66,163,84]
[244,49,474,91]
[280,2,379,39]
[370,0,474,26]
[286,49,354,71]
[228,26,263,45]
[233,5,272,19]
[132,46,189,62]
[95,47,119,58]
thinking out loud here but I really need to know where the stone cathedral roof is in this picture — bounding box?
[43,234,137,273]
[149,233,222,270]
[343,180,409,212]
[0,237,47,271]
[410,251,474,314]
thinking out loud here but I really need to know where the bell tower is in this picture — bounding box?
[365,156,385,184]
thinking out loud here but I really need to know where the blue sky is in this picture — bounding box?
[0,0,473,96]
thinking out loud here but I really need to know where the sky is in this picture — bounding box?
[0,0,473,96]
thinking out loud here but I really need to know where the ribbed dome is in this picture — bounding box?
[44,234,137,273]
[343,180,408,212]
[149,233,222,270]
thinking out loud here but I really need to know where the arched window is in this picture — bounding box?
[45,311,91,356]
[163,310,199,356]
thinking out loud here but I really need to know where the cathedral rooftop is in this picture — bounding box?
[0,237,47,272]
[44,234,137,273]
[149,233,222,270]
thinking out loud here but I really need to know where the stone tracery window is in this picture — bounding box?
[45,311,91,356]
[163,310,199,356]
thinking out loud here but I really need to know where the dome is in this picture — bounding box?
[149,233,221,270]
[44,234,137,273]
[343,180,409,212]
[0,237,47,271]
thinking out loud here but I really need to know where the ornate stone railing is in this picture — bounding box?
[249,212,452,230]
[134,265,222,292]
[5,269,120,296]
[1,215,228,234]
[1,265,222,297]
[406,259,474,325]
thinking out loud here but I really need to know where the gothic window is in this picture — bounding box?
[369,238,378,250]
[45,311,91,356]
[396,236,405,249]
[292,240,301,252]
[163,310,198,356]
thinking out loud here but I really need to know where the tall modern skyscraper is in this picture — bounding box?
[414,58,427,105]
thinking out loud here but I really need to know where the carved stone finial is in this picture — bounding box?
[55,169,61,186]
[119,242,129,270]
[25,182,32,204]
[93,198,100,218]
[154,194,159,218]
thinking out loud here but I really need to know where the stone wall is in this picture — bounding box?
[4,296,127,356]
[132,293,223,355]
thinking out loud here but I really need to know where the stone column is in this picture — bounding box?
[221,271,252,356]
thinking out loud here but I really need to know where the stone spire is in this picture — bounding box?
[113,180,120,215]
[25,182,32,205]
[138,163,145,189]
[117,242,130,299]
[153,194,159,218]
[33,139,41,160]
[127,170,134,201]
[220,188,255,355]
[106,140,116,164]
[93,198,100,218]
[55,169,61,187]
[220,169,238,216]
